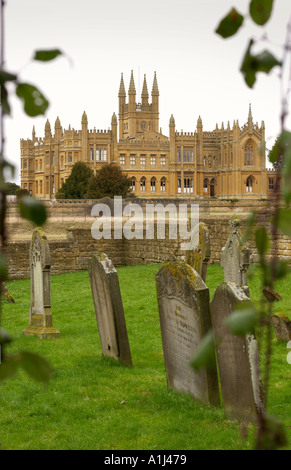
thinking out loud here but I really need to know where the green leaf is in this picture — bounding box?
[0,354,22,383]
[255,226,270,256]
[249,0,274,26]
[191,331,218,371]
[20,351,52,383]
[18,196,47,226]
[16,83,49,117]
[0,84,11,115]
[0,68,17,84]
[240,39,281,88]
[215,8,244,38]
[225,302,258,336]
[278,208,291,237]
[33,49,63,62]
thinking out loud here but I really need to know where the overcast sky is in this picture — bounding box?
[3,0,291,184]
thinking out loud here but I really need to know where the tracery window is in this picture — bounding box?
[244,141,254,166]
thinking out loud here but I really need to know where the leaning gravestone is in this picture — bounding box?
[221,216,250,295]
[23,228,59,338]
[156,261,220,406]
[88,253,132,366]
[210,282,265,423]
[185,222,210,282]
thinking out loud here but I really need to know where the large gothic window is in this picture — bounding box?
[244,140,254,166]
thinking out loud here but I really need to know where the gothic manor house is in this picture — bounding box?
[20,71,274,199]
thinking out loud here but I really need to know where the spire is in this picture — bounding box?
[111,112,117,125]
[248,103,253,127]
[119,73,126,97]
[141,75,149,99]
[45,119,51,131]
[151,71,159,96]
[197,115,202,127]
[32,125,36,140]
[169,114,175,127]
[128,70,136,95]
[55,116,61,128]
[82,110,88,125]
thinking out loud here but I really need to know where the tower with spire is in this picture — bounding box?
[118,70,160,140]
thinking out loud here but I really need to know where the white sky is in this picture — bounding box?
[3,0,291,184]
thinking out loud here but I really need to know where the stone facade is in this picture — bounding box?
[20,71,274,200]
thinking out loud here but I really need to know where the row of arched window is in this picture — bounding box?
[130,176,167,193]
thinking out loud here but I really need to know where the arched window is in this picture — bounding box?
[203,178,208,193]
[150,177,156,192]
[177,178,181,194]
[130,177,136,193]
[246,176,253,193]
[244,140,254,166]
[140,177,146,192]
[160,177,166,193]
[183,178,193,194]
[210,178,215,197]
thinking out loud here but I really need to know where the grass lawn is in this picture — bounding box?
[0,263,290,450]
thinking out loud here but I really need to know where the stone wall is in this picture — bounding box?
[6,199,291,279]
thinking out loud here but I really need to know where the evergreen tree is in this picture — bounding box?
[56,162,93,199]
[86,163,132,198]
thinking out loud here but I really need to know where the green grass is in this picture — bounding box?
[0,264,290,450]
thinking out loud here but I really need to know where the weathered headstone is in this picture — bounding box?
[156,261,220,406]
[88,253,132,366]
[272,313,291,342]
[221,216,250,294]
[210,282,265,422]
[185,222,210,282]
[23,228,59,338]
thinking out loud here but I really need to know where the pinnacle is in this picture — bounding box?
[151,71,159,96]
[119,73,126,97]
[128,70,136,95]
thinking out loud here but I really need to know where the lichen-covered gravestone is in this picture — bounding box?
[156,261,220,406]
[221,216,250,295]
[23,228,59,338]
[88,253,132,366]
[185,222,210,282]
[210,282,265,423]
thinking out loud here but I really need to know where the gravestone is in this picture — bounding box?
[272,313,291,342]
[156,261,220,406]
[221,216,250,294]
[210,282,265,423]
[88,253,132,366]
[185,222,210,282]
[23,228,59,338]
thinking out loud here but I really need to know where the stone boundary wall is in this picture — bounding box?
[7,199,291,279]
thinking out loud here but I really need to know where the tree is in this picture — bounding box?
[15,187,29,199]
[85,163,132,199]
[56,161,93,199]
[5,182,20,195]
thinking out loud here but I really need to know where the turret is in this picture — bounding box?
[81,111,88,161]
[54,116,62,140]
[151,71,159,132]
[111,112,118,163]
[45,119,52,139]
[128,70,136,113]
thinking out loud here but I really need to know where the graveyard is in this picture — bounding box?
[1,214,291,449]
